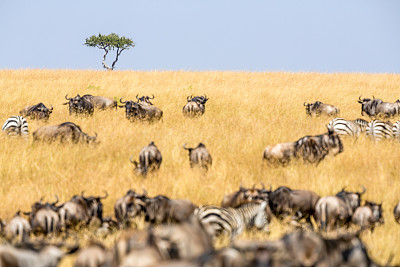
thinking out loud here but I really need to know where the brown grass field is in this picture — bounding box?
[0,70,399,265]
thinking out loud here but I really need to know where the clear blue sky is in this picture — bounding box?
[1,0,399,72]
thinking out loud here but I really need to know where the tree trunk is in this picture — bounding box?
[102,49,112,70]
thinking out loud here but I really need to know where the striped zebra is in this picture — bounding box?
[366,120,393,141]
[326,118,368,137]
[1,116,29,137]
[393,121,400,140]
[194,201,270,241]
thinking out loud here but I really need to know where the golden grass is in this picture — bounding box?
[0,70,400,265]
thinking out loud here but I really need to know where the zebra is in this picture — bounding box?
[366,120,393,141]
[326,118,368,137]
[393,121,400,140]
[194,201,270,241]
[1,116,29,137]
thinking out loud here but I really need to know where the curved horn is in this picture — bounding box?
[120,98,126,104]
[49,104,53,111]
[187,96,190,101]
[52,195,59,206]
[183,143,190,150]
[94,132,98,138]
[149,94,155,99]
[136,94,140,100]
[39,197,44,204]
[81,191,86,198]
[260,182,265,190]
[65,94,71,100]
[129,155,135,164]
[100,191,108,199]
[359,96,362,101]
[359,185,366,195]
[303,102,307,106]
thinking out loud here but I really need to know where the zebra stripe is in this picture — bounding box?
[366,120,393,141]
[326,118,368,137]
[393,121,400,140]
[194,201,269,240]
[1,116,29,137]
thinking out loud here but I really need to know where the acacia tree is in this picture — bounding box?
[84,33,135,70]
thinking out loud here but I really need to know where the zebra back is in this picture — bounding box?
[366,120,393,141]
[326,118,361,137]
[1,116,29,137]
[393,121,400,140]
[194,202,269,240]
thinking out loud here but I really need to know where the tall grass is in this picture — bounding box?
[0,70,399,265]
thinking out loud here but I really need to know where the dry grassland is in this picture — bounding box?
[0,70,399,265]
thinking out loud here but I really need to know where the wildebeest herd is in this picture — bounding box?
[1,94,400,266]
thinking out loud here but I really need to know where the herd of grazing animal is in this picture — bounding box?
[2,93,400,266]
[0,185,399,266]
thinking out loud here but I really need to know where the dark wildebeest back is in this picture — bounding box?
[144,195,196,224]
[182,95,209,117]
[33,122,97,144]
[19,103,53,120]
[303,101,340,116]
[120,98,163,122]
[81,94,117,110]
[130,141,162,177]
[268,186,320,224]
[183,143,212,170]
[295,130,343,165]
[315,186,366,231]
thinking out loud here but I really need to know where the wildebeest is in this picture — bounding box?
[235,230,380,267]
[19,103,53,120]
[24,196,63,235]
[358,96,400,118]
[352,201,384,231]
[182,95,209,117]
[183,143,212,170]
[136,94,155,106]
[0,241,79,267]
[263,142,297,166]
[114,189,148,227]
[153,216,213,261]
[74,240,110,267]
[80,94,117,110]
[63,94,94,116]
[144,195,196,224]
[295,130,343,165]
[3,211,31,242]
[315,186,366,231]
[130,141,162,177]
[111,229,166,267]
[221,184,266,208]
[394,201,400,224]
[303,101,340,116]
[33,122,98,144]
[268,186,320,225]
[59,191,108,229]
[119,98,163,122]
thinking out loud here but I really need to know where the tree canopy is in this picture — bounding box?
[84,33,135,70]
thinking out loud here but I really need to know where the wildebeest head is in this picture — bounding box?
[119,98,139,119]
[191,95,209,105]
[124,189,148,218]
[327,129,344,154]
[81,191,108,222]
[136,95,154,105]
[336,186,366,212]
